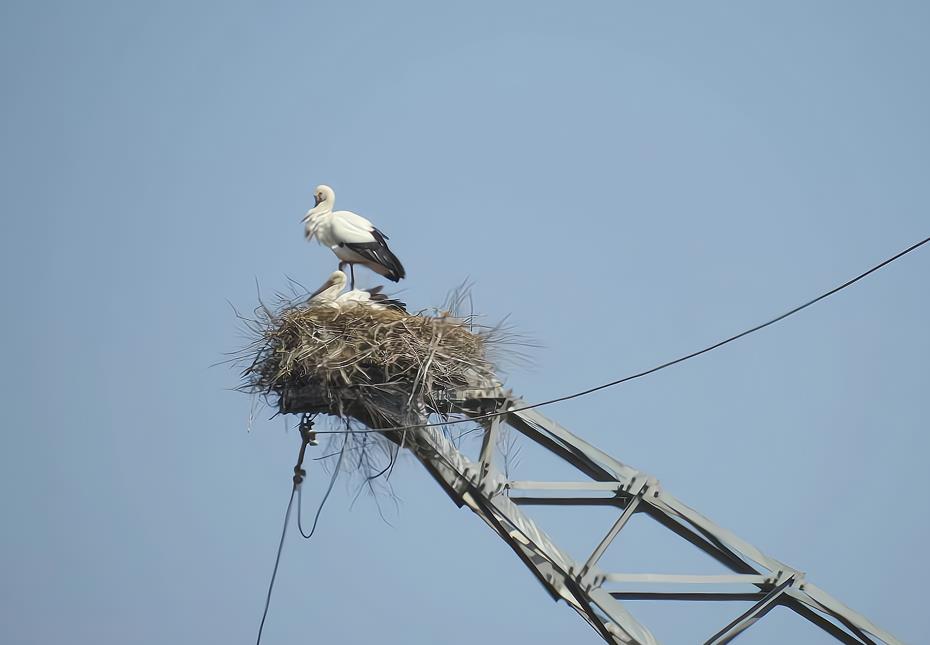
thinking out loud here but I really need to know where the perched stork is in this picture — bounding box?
[307,270,406,312]
[306,270,347,307]
[303,185,406,288]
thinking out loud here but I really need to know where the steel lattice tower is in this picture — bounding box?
[282,383,902,645]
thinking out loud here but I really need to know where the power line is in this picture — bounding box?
[297,431,347,538]
[313,234,930,435]
[255,487,296,645]
[255,417,316,645]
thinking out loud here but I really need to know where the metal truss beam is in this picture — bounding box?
[283,385,902,645]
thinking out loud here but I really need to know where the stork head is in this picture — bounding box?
[308,270,347,300]
[313,184,335,208]
[329,269,347,290]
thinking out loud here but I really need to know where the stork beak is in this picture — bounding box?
[313,194,322,206]
[307,276,337,299]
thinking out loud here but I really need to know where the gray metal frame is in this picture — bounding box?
[283,386,901,644]
[417,390,899,645]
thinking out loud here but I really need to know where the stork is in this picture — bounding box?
[303,185,406,288]
[307,270,406,312]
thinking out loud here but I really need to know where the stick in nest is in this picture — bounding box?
[233,284,533,490]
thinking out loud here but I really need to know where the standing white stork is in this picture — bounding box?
[302,185,406,288]
[307,270,406,311]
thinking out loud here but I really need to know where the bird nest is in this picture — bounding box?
[233,284,527,508]
[237,289,511,429]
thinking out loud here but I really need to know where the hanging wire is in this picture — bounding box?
[255,414,317,645]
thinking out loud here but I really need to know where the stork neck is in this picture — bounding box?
[306,204,333,228]
[308,202,332,217]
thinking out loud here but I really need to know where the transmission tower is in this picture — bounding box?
[282,383,901,645]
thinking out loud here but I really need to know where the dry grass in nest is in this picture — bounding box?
[237,280,527,418]
[232,283,529,507]
[254,304,496,402]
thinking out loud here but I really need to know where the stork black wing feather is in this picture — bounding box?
[343,231,406,282]
[367,291,407,312]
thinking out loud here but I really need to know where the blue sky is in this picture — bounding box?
[1,2,927,643]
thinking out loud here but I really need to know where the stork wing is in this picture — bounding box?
[365,287,407,312]
[343,228,406,281]
[331,210,378,244]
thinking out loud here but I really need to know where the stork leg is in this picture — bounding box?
[349,264,356,289]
